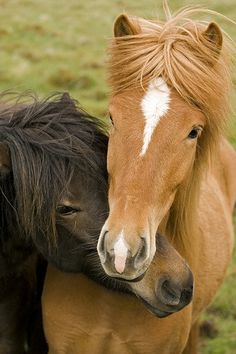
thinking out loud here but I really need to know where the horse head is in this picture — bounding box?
[97,11,230,281]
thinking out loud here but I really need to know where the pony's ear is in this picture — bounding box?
[60,92,76,110]
[0,143,11,176]
[203,22,223,59]
[114,14,140,37]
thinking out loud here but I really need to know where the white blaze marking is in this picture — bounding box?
[113,231,128,274]
[140,78,170,156]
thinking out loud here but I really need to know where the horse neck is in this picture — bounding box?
[164,165,203,268]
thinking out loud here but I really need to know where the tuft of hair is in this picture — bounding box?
[108,4,235,258]
[109,5,235,136]
[0,92,108,244]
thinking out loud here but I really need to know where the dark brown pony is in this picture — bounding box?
[0,92,109,353]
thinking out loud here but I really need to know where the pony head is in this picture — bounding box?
[0,93,108,272]
[97,7,233,280]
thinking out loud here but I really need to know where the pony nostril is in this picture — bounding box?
[134,237,148,269]
[180,270,194,304]
[157,275,194,308]
[138,238,146,258]
[98,230,108,263]
[180,286,193,304]
[159,279,181,306]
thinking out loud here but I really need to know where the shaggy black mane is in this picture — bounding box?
[0,92,108,243]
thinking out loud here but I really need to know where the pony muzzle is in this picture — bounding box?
[97,229,154,281]
[133,265,194,318]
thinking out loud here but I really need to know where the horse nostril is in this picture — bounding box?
[159,279,181,306]
[157,274,194,308]
[180,270,194,304]
[134,237,148,269]
[98,230,108,262]
[180,286,193,304]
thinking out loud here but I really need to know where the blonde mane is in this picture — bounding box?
[108,5,235,260]
[108,6,234,124]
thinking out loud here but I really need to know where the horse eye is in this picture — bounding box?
[56,205,81,215]
[188,128,200,139]
[109,113,114,125]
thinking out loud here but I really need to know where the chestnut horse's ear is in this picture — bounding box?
[114,14,140,37]
[0,143,11,176]
[203,22,223,59]
[60,92,76,110]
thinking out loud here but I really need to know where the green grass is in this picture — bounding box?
[0,1,235,352]
[200,243,236,353]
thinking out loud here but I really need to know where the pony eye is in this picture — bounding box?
[188,128,201,139]
[56,205,81,215]
[109,113,114,125]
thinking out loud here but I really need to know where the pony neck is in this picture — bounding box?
[163,165,203,268]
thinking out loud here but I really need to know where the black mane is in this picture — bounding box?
[0,92,108,244]
[0,92,127,353]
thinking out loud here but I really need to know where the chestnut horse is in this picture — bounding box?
[93,6,236,354]
[0,93,108,353]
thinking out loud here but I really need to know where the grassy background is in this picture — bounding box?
[0,0,235,352]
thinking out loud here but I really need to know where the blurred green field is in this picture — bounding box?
[0,0,235,353]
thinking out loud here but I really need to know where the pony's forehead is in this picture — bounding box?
[140,78,171,156]
[109,79,206,126]
[109,79,170,105]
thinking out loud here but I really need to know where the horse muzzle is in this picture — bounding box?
[139,271,194,318]
[97,228,155,281]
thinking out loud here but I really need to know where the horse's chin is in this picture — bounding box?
[113,271,146,282]
[138,296,174,318]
